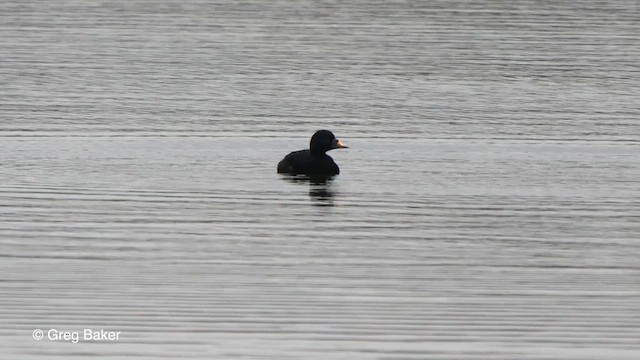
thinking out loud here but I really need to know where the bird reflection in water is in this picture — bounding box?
[280,175,336,206]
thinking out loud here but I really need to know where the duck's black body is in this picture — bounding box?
[277,130,348,176]
[277,150,340,175]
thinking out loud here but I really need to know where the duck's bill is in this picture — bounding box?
[333,139,348,149]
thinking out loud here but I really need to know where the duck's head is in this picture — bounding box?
[310,130,348,156]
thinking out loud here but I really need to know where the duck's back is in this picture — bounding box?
[277,150,339,175]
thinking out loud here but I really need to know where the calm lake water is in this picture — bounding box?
[1,1,639,359]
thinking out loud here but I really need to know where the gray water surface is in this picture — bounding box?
[1,1,639,359]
